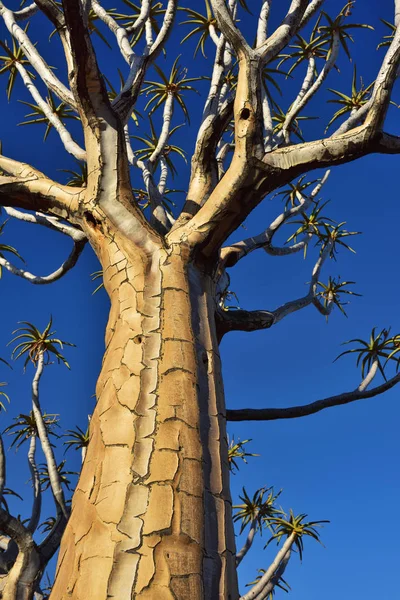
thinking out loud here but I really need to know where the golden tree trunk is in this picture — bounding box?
[50,232,238,599]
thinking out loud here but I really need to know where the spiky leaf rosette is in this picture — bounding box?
[318,1,374,60]
[142,56,207,122]
[316,276,361,318]
[228,437,258,472]
[63,425,89,454]
[4,411,59,450]
[38,459,78,492]
[0,26,35,100]
[18,90,79,141]
[0,221,24,277]
[266,510,329,561]
[233,486,282,534]
[9,317,75,370]
[335,327,400,380]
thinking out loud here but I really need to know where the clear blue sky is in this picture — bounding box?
[0,1,399,597]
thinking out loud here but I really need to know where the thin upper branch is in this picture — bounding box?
[365,18,400,131]
[91,0,134,65]
[217,240,331,338]
[255,0,309,62]
[61,0,115,127]
[111,0,178,122]
[14,62,85,161]
[0,1,75,108]
[209,0,250,57]
[220,171,329,268]
[256,1,272,47]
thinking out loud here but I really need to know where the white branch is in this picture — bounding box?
[3,207,86,241]
[240,533,296,600]
[90,0,134,64]
[126,0,151,34]
[26,434,41,535]
[32,354,68,519]
[298,0,325,30]
[236,518,257,566]
[256,0,272,46]
[203,34,226,121]
[271,240,332,324]
[358,360,378,392]
[254,550,291,600]
[256,0,309,62]
[0,239,86,284]
[220,171,330,266]
[158,156,168,196]
[216,141,233,179]
[14,3,39,20]
[149,93,174,167]
[262,88,274,152]
[112,0,177,121]
[14,62,85,161]
[0,2,76,108]
[333,99,372,135]
[281,33,340,144]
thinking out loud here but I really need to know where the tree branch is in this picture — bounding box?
[0,508,40,598]
[38,513,67,565]
[0,158,83,220]
[14,62,85,161]
[280,34,339,145]
[209,0,250,57]
[298,0,325,30]
[220,171,329,268]
[14,3,38,21]
[218,239,331,339]
[2,207,84,239]
[365,18,400,131]
[26,434,42,534]
[254,550,291,600]
[240,533,296,600]
[236,518,258,566]
[0,238,86,284]
[0,1,75,108]
[173,97,234,226]
[255,0,309,62]
[61,0,115,126]
[33,0,64,30]
[256,1,272,47]
[31,355,68,519]
[227,371,400,421]
[91,0,134,65]
[111,0,177,122]
[0,435,5,501]
[60,0,161,247]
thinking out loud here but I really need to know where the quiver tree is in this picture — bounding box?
[0,0,399,598]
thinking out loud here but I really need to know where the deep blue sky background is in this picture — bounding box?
[0,0,399,597]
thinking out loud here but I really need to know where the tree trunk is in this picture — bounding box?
[50,231,238,599]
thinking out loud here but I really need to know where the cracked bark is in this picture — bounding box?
[50,220,238,600]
